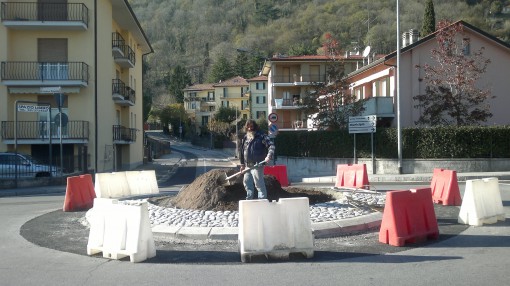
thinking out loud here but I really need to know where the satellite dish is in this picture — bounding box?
[362,46,371,58]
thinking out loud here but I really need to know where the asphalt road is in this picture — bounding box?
[1,141,510,285]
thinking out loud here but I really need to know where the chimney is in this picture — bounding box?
[409,29,419,45]
[402,31,409,47]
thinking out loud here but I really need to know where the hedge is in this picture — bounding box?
[273,126,510,159]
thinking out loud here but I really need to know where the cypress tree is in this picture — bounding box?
[421,0,436,36]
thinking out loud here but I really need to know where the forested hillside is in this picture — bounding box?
[129,0,510,105]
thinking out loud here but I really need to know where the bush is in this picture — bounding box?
[274,126,510,159]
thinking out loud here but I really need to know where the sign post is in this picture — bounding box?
[349,115,377,174]
[15,100,53,187]
[268,123,279,164]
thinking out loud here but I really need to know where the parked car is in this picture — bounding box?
[0,152,59,178]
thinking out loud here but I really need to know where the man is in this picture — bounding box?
[239,120,275,200]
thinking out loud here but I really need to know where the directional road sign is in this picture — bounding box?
[268,123,278,136]
[349,115,377,134]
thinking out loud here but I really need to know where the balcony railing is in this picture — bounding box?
[112,39,135,68]
[112,32,125,57]
[113,125,136,143]
[1,61,89,86]
[112,79,135,106]
[360,96,395,118]
[272,73,326,84]
[273,98,300,108]
[1,2,88,30]
[1,120,89,141]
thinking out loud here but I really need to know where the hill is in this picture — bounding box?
[129,0,510,101]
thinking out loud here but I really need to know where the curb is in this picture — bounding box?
[151,212,383,241]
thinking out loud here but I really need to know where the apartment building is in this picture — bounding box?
[266,55,364,130]
[215,76,249,119]
[183,83,215,135]
[346,21,510,127]
[246,75,268,120]
[0,0,152,173]
[184,76,250,134]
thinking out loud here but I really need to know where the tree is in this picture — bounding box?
[301,34,365,130]
[214,106,238,123]
[151,103,187,136]
[413,21,493,126]
[421,0,436,36]
[233,52,260,79]
[207,56,234,83]
[288,43,317,56]
[166,65,192,103]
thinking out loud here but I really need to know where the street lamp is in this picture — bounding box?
[396,0,403,174]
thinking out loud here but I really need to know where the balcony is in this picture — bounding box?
[112,32,125,58]
[1,61,89,87]
[272,98,301,110]
[113,125,136,144]
[272,73,326,86]
[1,120,89,144]
[112,79,135,106]
[201,98,216,106]
[1,2,88,30]
[360,97,395,118]
[112,34,135,68]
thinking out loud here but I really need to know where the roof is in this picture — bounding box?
[112,0,153,54]
[385,20,510,60]
[246,75,268,82]
[269,54,364,61]
[213,76,248,87]
[346,20,510,79]
[183,83,215,91]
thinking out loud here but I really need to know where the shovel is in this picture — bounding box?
[219,161,266,186]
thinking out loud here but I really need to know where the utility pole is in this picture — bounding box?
[396,0,403,174]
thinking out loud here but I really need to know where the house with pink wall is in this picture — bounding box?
[346,20,510,127]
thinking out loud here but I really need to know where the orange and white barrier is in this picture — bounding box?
[87,198,156,263]
[379,188,439,246]
[264,165,290,187]
[458,177,505,226]
[238,197,314,262]
[63,174,96,212]
[335,164,370,189]
[430,168,462,206]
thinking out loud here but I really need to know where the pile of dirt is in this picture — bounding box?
[149,168,333,212]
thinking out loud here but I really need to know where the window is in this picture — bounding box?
[202,116,209,126]
[256,96,266,104]
[38,38,68,80]
[256,82,266,90]
[208,91,215,100]
[256,111,266,119]
[462,38,471,56]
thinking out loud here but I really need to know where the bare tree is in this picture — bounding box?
[301,33,365,130]
[414,21,493,126]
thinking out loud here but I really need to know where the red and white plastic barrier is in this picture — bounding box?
[379,188,439,247]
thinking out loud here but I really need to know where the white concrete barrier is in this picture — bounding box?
[94,172,131,198]
[458,177,506,226]
[94,171,159,199]
[87,198,156,263]
[238,197,314,262]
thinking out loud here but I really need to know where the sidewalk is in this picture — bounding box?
[2,140,510,197]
